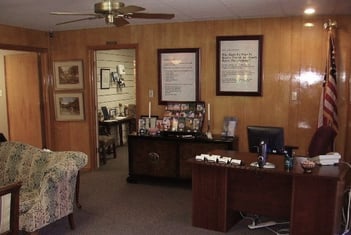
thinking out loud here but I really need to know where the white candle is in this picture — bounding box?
[208,103,210,121]
[148,101,151,118]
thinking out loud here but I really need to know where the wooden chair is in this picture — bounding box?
[98,135,116,164]
[308,125,337,157]
[0,182,22,235]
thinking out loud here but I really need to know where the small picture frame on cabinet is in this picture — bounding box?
[140,115,158,129]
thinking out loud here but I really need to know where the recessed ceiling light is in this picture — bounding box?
[304,22,315,27]
[304,8,315,15]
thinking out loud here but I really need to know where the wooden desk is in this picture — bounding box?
[190,150,350,235]
[99,117,136,146]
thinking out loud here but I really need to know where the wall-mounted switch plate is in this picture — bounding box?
[149,89,154,98]
[291,91,297,101]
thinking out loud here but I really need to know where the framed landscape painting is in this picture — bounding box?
[54,92,84,121]
[54,60,83,90]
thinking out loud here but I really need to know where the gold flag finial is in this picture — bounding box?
[324,19,337,31]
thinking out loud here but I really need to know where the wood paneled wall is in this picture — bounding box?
[1,16,350,169]
[50,16,351,168]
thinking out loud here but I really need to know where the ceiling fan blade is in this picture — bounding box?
[55,16,103,26]
[118,5,145,14]
[131,12,175,19]
[50,11,98,17]
[114,17,130,27]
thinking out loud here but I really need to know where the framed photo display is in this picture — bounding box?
[54,92,85,121]
[158,48,200,104]
[53,60,83,90]
[216,35,263,96]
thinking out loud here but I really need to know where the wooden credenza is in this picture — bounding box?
[127,134,238,182]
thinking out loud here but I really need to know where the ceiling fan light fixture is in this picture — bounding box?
[105,14,115,24]
[95,0,125,14]
[52,1,175,27]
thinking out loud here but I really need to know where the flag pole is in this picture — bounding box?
[318,19,338,132]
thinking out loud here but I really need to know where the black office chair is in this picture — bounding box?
[307,125,337,157]
[0,133,7,142]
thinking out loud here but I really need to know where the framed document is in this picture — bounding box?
[158,48,200,104]
[216,35,263,96]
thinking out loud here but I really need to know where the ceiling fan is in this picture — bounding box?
[50,0,175,27]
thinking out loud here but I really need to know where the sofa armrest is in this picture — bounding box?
[19,159,83,232]
[40,159,80,192]
[51,151,88,170]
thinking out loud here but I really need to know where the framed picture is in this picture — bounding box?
[54,92,84,121]
[216,35,263,96]
[109,108,116,118]
[158,48,200,104]
[53,60,83,90]
[100,68,110,89]
[140,115,158,129]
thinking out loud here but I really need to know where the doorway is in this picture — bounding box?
[0,49,46,148]
[89,45,137,168]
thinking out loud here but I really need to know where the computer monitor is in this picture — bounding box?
[101,106,109,120]
[247,126,285,154]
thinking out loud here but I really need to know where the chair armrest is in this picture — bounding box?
[51,151,88,170]
[40,159,80,188]
[0,182,22,235]
[0,182,22,196]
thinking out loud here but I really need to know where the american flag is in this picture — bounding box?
[318,29,338,132]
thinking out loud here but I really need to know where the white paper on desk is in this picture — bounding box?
[104,119,116,122]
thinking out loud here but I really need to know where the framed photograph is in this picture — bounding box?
[216,35,263,96]
[158,48,200,104]
[54,92,84,121]
[109,108,116,118]
[100,68,110,89]
[140,115,158,128]
[54,60,83,90]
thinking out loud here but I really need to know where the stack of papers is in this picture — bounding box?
[310,153,341,165]
[230,159,242,165]
[207,155,220,162]
[218,156,232,164]
[195,154,242,165]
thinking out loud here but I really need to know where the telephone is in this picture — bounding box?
[310,152,341,165]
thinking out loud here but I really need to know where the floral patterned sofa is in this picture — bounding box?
[0,141,88,234]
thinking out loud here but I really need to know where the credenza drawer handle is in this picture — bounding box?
[148,152,160,161]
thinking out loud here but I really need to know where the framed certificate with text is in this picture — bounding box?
[158,48,200,104]
[216,35,263,96]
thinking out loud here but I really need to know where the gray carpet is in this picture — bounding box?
[38,146,287,235]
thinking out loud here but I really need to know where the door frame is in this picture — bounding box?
[0,43,51,148]
[87,44,138,169]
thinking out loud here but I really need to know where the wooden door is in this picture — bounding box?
[5,53,43,148]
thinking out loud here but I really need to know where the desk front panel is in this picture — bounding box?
[228,168,292,218]
[291,175,345,235]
